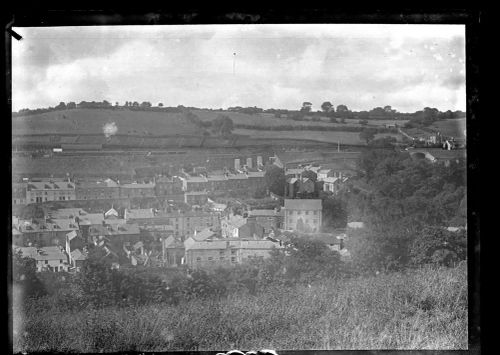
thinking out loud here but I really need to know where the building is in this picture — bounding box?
[184,190,208,206]
[26,179,76,203]
[161,235,185,266]
[179,175,208,192]
[88,222,141,252]
[184,237,281,268]
[119,181,156,199]
[154,176,183,196]
[124,209,220,238]
[14,246,69,272]
[75,178,120,200]
[247,209,284,233]
[283,199,322,233]
[323,177,341,194]
[13,218,80,247]
[221,214,265,239]
[12,182,27,205]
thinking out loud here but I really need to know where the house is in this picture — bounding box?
[12,182,27,205]
[125,209,220,238]
[26,179,76,203]
[283,199,322,233]
[184,190,208,206]
[154,176,183,196]
[69,249,87,271]
[317,169,334,181]
[221,214,265,239]
[298,178,315,194]
[14,218,80,247]
[285,178,299,198]
[75,178,120,200]
[323,177,340,194]
[119,181,156,198]
[247,209,284,233]
[179,175,208,192]
[184,237,281,268]
[14,246,69,272]
[88,222,141,252]
[161,235,185,266]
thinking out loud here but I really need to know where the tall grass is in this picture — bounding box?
[13,263,467,352]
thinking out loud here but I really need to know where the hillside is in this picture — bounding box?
[13,264,467,352]
[427,118,466,138]
[12,109,201,136]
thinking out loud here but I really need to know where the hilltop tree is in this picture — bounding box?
[55,102,66,110]
[158,103,164,107]
[336,104,349,114]
[140,101,152,108]
[321,101,334,113]
[66,102,76,109]
[301,102,312,113]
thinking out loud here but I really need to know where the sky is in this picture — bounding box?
[11,24,466,113]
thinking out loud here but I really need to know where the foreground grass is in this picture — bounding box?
[13,263,467,352]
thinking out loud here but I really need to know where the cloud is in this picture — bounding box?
[12,24,466,112]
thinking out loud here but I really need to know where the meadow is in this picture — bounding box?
[234,129,368,145]
[12,109,201,136]
[428,118,466,138]
[13,263,467,352]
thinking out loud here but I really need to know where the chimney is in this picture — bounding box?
[234,159,240,171]
[246,157,253,169]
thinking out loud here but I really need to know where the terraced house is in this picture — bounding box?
[75,178,120,200]
[26,179,76,203]
[184,237,281,268]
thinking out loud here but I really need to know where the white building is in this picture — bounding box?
[283,199,322,233]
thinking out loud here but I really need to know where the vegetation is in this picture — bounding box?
[13,263,467,352]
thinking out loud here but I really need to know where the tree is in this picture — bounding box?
[55,102,66,110]
[321,101,333,113]
[140,101,152,108]
[321,196,348,230]
[264,165,286,196]
[66,102,77,109]
[301,102,312,113]
[211,115,234,137]
[12,250,47,299]
[359,128,377,143]
[336,104,349,114]
[158,103,164,107]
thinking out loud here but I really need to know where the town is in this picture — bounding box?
[11,22,471,352]
[12,151,362,272]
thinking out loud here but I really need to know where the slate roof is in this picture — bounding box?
[284,199,322,210]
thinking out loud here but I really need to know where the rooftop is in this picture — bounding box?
[284,199,322,210]
[15,246,67,261]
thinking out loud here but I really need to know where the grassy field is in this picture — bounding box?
[13,263,467,352]
[12,108,407,136]
[427,118,466,138]
[12,109,201,136]
[234,129,369,145]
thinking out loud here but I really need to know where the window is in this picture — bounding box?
[220,257,225,261]
[60,259,63,263]
[231,249,236,255]
[231,257,237,263]
[305,211,309,215]
[314,211,318,215]
[45,260,48,264]
[196,257,202,262]
[208,257,213,262]
[297,211,301,215]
